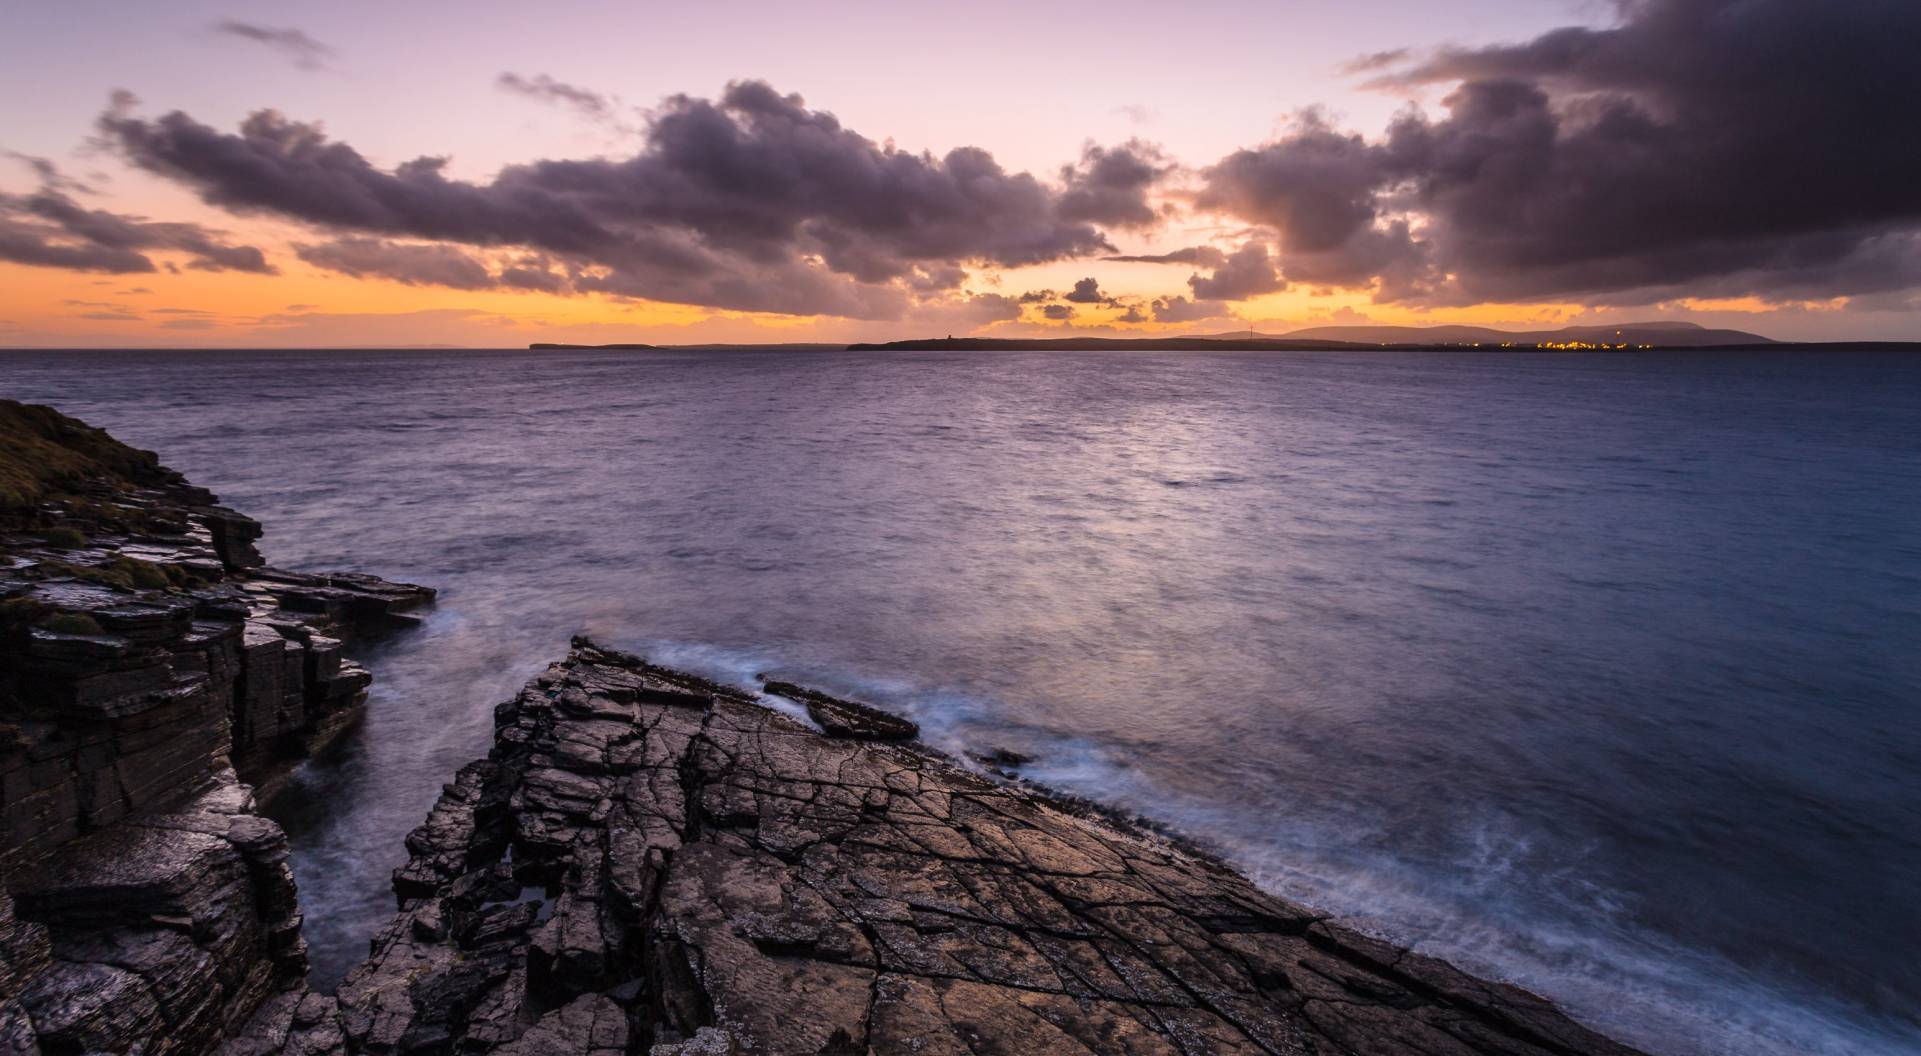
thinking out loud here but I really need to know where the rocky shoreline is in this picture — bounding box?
[0,402,1643,1055]
[0,401,433,1053]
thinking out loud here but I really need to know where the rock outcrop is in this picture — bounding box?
[239,639,1643,1056]
[0,401,432,1054]
[4,402,1641,1055]
[761,682,919,743]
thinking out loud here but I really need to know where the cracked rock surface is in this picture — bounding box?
[242,639,1643,1056]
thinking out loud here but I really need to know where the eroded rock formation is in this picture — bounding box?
[0,401,432,1054]
[238,639,1642,1056]
[3,402,1640,1055]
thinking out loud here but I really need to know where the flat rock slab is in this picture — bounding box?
[240,639,1643,1056]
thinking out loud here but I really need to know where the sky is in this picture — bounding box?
[2,0,1917,347]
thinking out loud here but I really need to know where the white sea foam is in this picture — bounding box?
[613,639,1921,1056]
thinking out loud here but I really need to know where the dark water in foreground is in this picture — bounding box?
[5,348,1918,1054]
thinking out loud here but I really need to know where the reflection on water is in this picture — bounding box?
[7,347,1919,1055]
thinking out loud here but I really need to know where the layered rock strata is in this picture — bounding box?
[0,401,432,1054]
[238,638,1643,1056]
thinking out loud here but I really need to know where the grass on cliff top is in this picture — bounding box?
[0,400,169,511]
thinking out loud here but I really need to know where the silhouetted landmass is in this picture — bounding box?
[560,321,1921,354]
[847,336,1369,352]
[522,322,1921,354]
[852,321,1792,352]
[529,342,851,352]
[1189,321,1775,347]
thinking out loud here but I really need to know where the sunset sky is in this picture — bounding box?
[2,0,1916,346]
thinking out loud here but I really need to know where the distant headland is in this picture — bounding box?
[525,321,1921,353]
[856,321,1787,351]
[533,321,1774,352]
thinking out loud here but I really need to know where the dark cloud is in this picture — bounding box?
[294,237,584,296]
[1201,0,1921,304]
[1116,304,1148,323]
[1017,289,1056,304]
[212,21,335,71]
[1199,111,1395,290]
[496,73,632,131]
[1149,296,1224,323]
[295,237,497,289]
[1062,277,1109,304]
[0,226,145,272]
[1339,48,1410,75]
[1041,304,1075,320]
[497,256,570,293]
[1103,245,1228,268]
[292,237,583,295]
[0,185,274,275]
[919,291,1023,329]
[97,81,1127,319]
[1058,141,1167,229]
[5,153,95,194]
[1186,242,1285,300]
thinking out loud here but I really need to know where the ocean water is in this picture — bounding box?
[5,347,1917,1054]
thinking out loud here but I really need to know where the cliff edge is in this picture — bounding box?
[0,400,432,1054]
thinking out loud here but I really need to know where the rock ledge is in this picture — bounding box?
[0,400,431,1054]
[238,637,1643,1056]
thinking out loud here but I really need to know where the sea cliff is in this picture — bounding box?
[0,402,1642,1055]
[0,401,432,1053]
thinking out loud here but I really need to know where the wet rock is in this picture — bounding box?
[650,1026,736,1054]
[969,745,1035,773]
[0,401,432,1056]
[761,680,920,741]
[232,640,1641,1055]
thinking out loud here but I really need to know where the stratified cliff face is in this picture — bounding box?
[0,400,432,1054]
[237,639,1643,1056]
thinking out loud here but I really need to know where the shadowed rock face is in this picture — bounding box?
[0,400,432,1055]
[241,639,1643,1056]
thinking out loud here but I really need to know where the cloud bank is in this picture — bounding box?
[0,183,273,275]
[1203,0,1921,304]
[1,0,1911,332]
[96,81,1159,319]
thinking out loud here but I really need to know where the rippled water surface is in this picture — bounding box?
[6,347,1919,1054]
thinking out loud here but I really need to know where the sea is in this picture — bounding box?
[5,347,1917,1055]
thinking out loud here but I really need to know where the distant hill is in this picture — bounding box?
[529,342,854,352]
[844,336,1371,352]
[542,321,1800,354]
[1191,321,1776,347]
